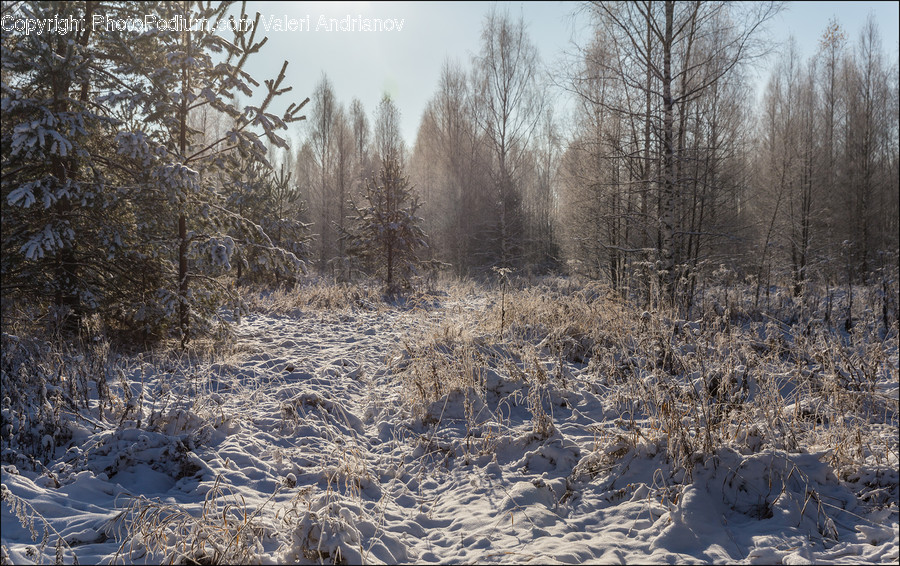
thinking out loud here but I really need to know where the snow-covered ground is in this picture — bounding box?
[2,283,898,564]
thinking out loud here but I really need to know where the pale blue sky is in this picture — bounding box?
[236,1,899,149]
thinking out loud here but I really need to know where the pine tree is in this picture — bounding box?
[344,159,427,293]
[2,1,308,344]
[265,163,311,283]
[1,1,133,333]
[222,153,275,282]
[107,1,308,343]
[225,157,310,285]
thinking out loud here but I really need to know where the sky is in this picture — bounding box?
[235,1,581,149]
[229,1,899,151]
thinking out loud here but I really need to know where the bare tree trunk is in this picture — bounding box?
[659,1,677,301]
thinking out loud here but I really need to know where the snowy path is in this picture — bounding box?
[218,300,653,564]
[193,299,900,564]
[2,292,898,564]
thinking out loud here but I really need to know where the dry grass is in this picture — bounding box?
[242,275,486,321]
[0,484,78,565]
[109,476,278,565]
[2,274,896,562]
[394,276,898,481]
[243,280,387,315]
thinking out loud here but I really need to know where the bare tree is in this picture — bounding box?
[350,98,370,166]
[523,107,562,270]
[412,59,490,275]
[578,1,779,306]
[754,39,820,299]
[333,108,355,278]
[374,94,405,169]
[350,96,372,189]
[473,6,545,269]
[309,73,337,273]
[562,21,646,289]
[841,16,893,275]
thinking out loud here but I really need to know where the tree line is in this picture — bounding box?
[558,2,898,313]
[2,1,898,346]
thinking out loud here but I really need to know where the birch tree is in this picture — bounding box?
[473,6,544,269]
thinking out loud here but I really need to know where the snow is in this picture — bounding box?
[2,284,898,564]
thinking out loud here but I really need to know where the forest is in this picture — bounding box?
[1,1,898,564]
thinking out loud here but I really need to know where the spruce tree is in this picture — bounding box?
[345,159,427,293]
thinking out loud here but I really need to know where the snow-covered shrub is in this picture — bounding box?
[715,449,851,539]
[0,482,78,565]
[279,491,366,565]
[0,325,121,472]
[111,476,274,565]
[278,490,409,565]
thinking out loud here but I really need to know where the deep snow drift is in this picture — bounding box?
[2,281,898,564]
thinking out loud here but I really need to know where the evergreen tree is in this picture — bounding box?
[344,159,427,292]
[265,163,311,282]
[1,1,133,333]
[225,157,310,285]
[2,1,308,344]
[106,1,307,343]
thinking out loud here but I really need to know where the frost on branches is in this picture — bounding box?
[1,1,309,344]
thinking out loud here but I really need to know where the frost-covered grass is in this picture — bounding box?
[2,277,898,564]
